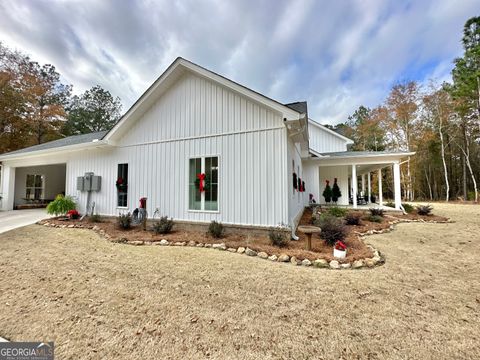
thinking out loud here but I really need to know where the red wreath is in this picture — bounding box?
[196,173,206,192]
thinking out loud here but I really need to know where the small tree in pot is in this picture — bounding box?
[332,178,342,203]
[322,180,333,204]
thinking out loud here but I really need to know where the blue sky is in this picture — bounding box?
[0,0,478,124]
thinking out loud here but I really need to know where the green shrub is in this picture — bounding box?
[152,216,174,234]
[208,221,224,238]
[46,195,76,216]
[317,214,347,246]
[385,201,395,208]
[344,212,362,226]
[416,205,433,216]
[328,206,348,217]
[117,213,132,230]
[367,214,383,223]
[402,203,414,213]
[268,224,289,247]
[89,213,102,223]
[369,208,385,217]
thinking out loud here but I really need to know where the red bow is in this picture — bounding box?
[335,241,347,250]
[197,173,206,192]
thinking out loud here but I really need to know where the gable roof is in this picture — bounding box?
[104,57,303,142]
[0,131,108,159]
[308,119,354,144]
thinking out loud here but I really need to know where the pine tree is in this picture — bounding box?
[332,178,342,203]
[322,180,332,203]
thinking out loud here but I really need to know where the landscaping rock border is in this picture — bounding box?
[36,216,449,270]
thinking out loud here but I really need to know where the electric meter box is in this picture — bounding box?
[77,173,101,192]
[76,177,85,191]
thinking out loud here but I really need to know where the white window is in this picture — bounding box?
[189,156,218,211]
[117,164,128,207]
[26,174,44,200]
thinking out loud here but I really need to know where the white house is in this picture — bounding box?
[0,58,413,233]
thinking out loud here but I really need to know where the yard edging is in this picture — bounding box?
[36,216,451,270]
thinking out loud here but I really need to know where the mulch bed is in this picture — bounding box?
[43,209,449,263]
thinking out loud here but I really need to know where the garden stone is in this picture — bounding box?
[301,259,312,266]
[159,239,169,245]
[313,259,329,268]
[341,263,351,269]
[196,243,204,247]
[130,241,144,246]
[212,243,227,250]
[204,243,212,248]
[92,226,100,231]
[329,260,340,269]
[173,242,186,246]
[257,251,268,259]
[237,247,245,254]
[352,260,364,269]
[268,255,278,261]
[365,259,376,267]
[188,240,196,247]
[227,248,237,253]
[245,248,257,256]
[68,224,75,228]
[290,256,298,265]
[278,254,290,262]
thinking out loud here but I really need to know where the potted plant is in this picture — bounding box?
[332,178,342,203]
[67,209,80,220]
[333,240,347,259]
[322,180,332,204]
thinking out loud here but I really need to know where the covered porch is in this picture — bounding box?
[303,150,415,210]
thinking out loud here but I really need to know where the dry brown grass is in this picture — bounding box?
[0,203,479,359]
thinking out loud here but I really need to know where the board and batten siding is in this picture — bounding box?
[287,137,305,226]
[309,122,348,154]
[65,72,291,227]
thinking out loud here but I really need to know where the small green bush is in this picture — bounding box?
[369,208,385,217]
[344,212,362,226]
[367,214,383,223]
[117,213,132,230]
[208,221,224,238]
[317,214,347,246]
[328,206,348,217]
[385,201,395,208]
[402,203,414,213]
[152,216,174,234]
[268,224,289,247]
[46,195,76,216]
[416,205,433,216]
[89,213,102,223]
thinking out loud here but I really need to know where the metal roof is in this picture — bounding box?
[1,131,108,156]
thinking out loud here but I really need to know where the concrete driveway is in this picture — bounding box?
[0,209,51,234]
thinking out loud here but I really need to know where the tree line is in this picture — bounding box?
[0,42,122,154]
[331,16,480,202]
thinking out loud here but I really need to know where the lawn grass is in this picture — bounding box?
[0,203,479,359]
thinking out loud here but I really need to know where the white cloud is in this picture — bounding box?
[0,0,477,125]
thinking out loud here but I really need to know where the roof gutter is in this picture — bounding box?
[0,140,111,162]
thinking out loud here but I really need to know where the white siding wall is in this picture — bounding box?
[302,161,319,206]
[58,72,290,227]
[309,123,348,154]
[287,137,305,226]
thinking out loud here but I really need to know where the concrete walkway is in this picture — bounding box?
[0,209,51,234]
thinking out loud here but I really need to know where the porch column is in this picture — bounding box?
[1,165,15,211]
[352,164,357,208]
[378,168,383,206]
[361,174,365,195]
[393,162,401,210]
[367,172,371,203]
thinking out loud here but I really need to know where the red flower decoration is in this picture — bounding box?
[335,241,347,251]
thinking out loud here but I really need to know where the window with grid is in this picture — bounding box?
[117,163,128,207]
[189,156,218,211]
[25,174,44,200]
